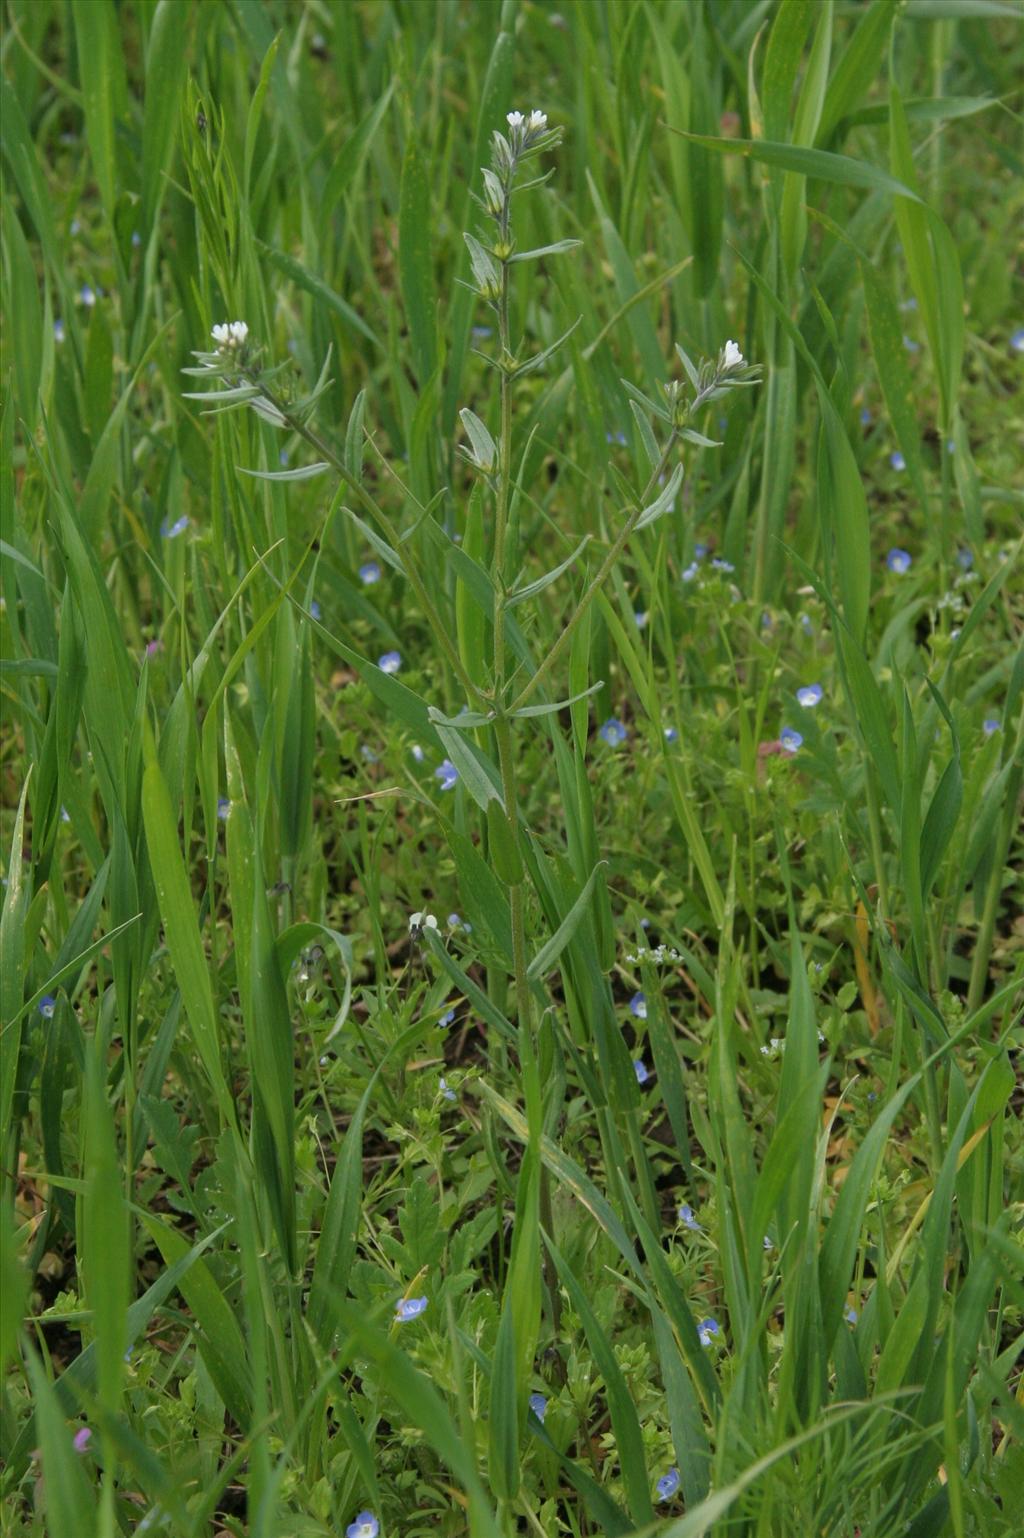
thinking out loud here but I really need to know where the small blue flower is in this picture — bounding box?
[859,406,872,426]
[899,297,918,313]
[378,651,401,674]
[435,759,459,791]
[779,727,803,753]
[799,612,814,635]
[711,557,734,573]
[39,995,57,1019]
[438,1008,455,1029]
[70,219,81,236]
[629,991,647,1020]
[79,284,96,307]
[844,1305,858,1326]
[54,318,66,344]
[1011,327,1024,354]
[886,547,912,575]
[694,542,709,559]
[360,744,378,763]
[698,1317,720,1347]
[60,805,71,823]
[634,609,648,629]
[396,1296,428,1322]
[439,1078,456,1102]
[664,726,678,742]
[309,599,321,620]
[358,560,382,585]
[217,797,230,821]
[633,1059,649,1085]
[471,325,493,340]
[131,230,141,248]
[656,1468,680,1502]
[599,717,627,746]
[889,450,906,472]
[528,1392,548,1422]
[346,1513,379,1538]
[902,335,919,353]
[681,561,700,583]
[983,718,1000,736]
[946,439,955,455]
[956,547,973,570]
[410,743,425,762]
[279,449,290,467]
[161,515,190,539]
[605,429,628,446]
[796,683,823,709]
[678,1204,701,1233]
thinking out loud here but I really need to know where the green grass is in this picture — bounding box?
[2,2,1023,1535]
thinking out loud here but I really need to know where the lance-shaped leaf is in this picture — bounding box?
[464,231,500,293]
[511,315,582,378]
[508,238,583,263]
[506,534,591,608]
[458,407,497,472]
[237,461,330,482]
[635,462,684,530]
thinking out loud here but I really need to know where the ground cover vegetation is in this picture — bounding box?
[1,0,1023,1534]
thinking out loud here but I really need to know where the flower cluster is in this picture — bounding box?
[211,320,249,352]
[623,942,683,966]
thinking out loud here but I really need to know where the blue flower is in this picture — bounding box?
[844,1305,858,1326]
[528,1392,548,1422]
[396,1296,428,1322]
[694,542,709,559]
[161,515,190,539]
[886,547,912,575]
[54,318,66,344]
[39,995,57,1019]
[629,991,647,1020]
[217,797,230,821]
[889,450,906,471]
[410,743,425,762]
[438,1008,455,1029]
[471,325,493,340]
[902,335,919,353]
[605,429,627,446]
[434,759,459,791]
[346,1513,379,1538]
[656,1468,680,1501]
[1011,327,1024,354]
[378,651,401,674]
[439,1078,456,1102]
[711,557,734,573]
[796,683,823,708]
[956,547,973,570]
[358,560,381,585]
[678,1204,701,1233]
[983,718,1000,736]
[799,612,814,635]
[664,726,678,742]
[634,610,648,629]
[60,805,71,823]
[779,727,803,753]
[698,1316,720,1347]
[681,561,700,583]
[899,297,918,313]
[599,717,627,746]
[763,1234,774,1251]
[309,598,321,620]
[79,284,96,307]
[633,1059,649,1085]
[279,449,290,467]
[859,406,872,426]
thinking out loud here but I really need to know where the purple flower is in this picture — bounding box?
[395,1296,428,1322]
[779,727,803,753]
[633,1059,649,1085]
[346,1514,379,1538]
[886,547,912,575]
[73,1427,92,1453]
[145,639,162,657]
[358,560,382,585]
[161,515,190,539]
[694,542,709,559]
[679,1204,701,1232]
[698,1316,720,1347]
[796,684,823,708]
[983,718,1000,736]
[599,717,628,746]
[629,991,647,1020]
[656,1468,680,1501]
[889,451,906,472]
[378,651,401,674]
[528,1392,548,1422]
[434,759,458,791]
[448,912,470,931]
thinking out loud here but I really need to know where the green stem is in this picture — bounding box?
[508,432,679,714]
[246,375,483,707]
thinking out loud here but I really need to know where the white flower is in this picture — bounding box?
[527,110,548,133]
[506,111,525,129]
[409,911,438,935]
[722,339,744,370]
[211,320,249,351]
